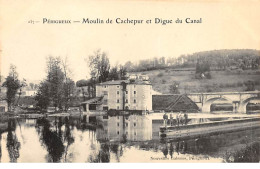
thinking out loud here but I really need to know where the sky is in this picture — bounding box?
[0,0,260,82]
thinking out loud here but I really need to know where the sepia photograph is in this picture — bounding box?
[0,0,260,165]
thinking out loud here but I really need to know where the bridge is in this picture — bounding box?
[187,91,260,113]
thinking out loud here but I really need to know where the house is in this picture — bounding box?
[152,94,199,112]
[23,90,37,97]
[82,79,153,112]
[0,100,8,113]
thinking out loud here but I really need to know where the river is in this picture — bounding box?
[0,115,259,163]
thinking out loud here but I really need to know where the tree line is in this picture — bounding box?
[122,49,260,72]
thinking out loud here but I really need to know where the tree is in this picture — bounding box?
[35,81,51,110]
[118,65,127,80]
[61,57,75,111]
[35,56,75,111]
[46,56,65,109]
[169,82,180,94]
[29,83,34,90]
[124,61,134,72]
[244,80,255,91]
[108,67,119,80]
[195,58,211,79]
[88,49,110,83]
[2,64,21,111]
[76,79,89,87]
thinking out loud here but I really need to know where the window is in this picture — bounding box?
[125,122,128,127]
[125,99,128,103]
[117,91,120,95]
[126,91,128,94]
[134,99,136,103]
[117,99,120,103]
[134,122,136,127]
[103,91,108,95]
[103,106,108,110]
[103,99,108,104]
[134,132,137,136]
[117,131,119,135]
[117,85,120,88]
[117,122,120,127]
[117,106,119,110]
[134,91,136,94]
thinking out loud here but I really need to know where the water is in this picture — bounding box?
[0,115,259,163]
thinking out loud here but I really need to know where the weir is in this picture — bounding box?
[160,117,260,140]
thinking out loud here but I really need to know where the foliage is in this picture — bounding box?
[88,49,110,83]
[35,81,51,110]
[169,82,180,94]
[157,72,164,77]
[195,58,211,79]
[107,65,127,81]
[35,56,75,111]
[123,49,260,72]
[244,80,255,91]
[76,79,89,87]
[2,64,21,111]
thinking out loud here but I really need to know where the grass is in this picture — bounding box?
[133,69,260,94]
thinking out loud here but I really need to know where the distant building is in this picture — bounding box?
[22,90,37,97]
[0,100,8,113]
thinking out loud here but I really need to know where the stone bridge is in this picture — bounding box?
[187,91,260,113]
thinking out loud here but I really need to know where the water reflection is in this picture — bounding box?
[36,118,65,162]
[6,119,20,162]
[96,115,152,142]
[0,115,259,162]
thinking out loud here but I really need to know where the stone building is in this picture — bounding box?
[96,79,152,111]
[82,79,153,112]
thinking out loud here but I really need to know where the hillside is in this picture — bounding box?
[137,69,260,94]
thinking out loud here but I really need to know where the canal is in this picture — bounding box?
[0,115,259,163]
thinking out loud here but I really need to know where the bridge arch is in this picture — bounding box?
[202,96,233,113]
[238,97,260,113]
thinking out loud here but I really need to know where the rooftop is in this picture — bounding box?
[97,79,151,85]
[152,94,199,112]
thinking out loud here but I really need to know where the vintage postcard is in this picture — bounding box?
[0,0,260,164]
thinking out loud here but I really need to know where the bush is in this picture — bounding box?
[169,82,180,94]
[236,82,244,87]
[157,72,164,77]
[236,68,243,74]
[204,71,211,79]
[162,79,167,84]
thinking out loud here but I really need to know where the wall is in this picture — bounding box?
[96,83,152,111]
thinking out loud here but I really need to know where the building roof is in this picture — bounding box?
[152,94,199,112]
[97,79,151,85]
[152,95,180,110]
[81,97,103,105]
